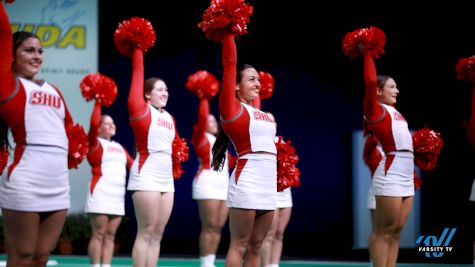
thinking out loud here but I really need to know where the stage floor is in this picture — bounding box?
[0,255,471,267]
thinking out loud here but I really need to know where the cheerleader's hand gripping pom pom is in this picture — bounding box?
[114,17,156,57]
[198,0,253,42]
[412,128,444,171]
[275,136,301,192]
[80,73,118,107]
[342,26,385,60]
[258,71,275,99]
[456,55,475,84]
[172,137,189,179]
[67,123,89,169]
[186,70,220,99]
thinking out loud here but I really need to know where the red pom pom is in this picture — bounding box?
[172,137,189,179]
[186,70,220,99]
[198,0,253,42]
[0,146,8,176]
[456,55,475,84]
[275,136,301,192]
[66,123,89,169]
[80,73,118,107]
[342,26,385,60]
[412,128,444,171]
[258,71,275,99]
[114,17,156,57]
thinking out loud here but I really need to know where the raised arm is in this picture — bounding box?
[363,54,384,122]
[88,102,101,150]
[191,98,209,146]
[127,49,148,119]
[219,33,241,120]
[467,88,475,149]
[0,3,16,101]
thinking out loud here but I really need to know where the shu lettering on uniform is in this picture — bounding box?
[29,91,61,108]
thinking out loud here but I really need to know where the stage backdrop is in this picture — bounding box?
[6,0,98,214]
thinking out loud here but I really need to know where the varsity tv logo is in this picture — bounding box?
[416,228,456,257]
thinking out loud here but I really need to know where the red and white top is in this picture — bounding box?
[219,34,276,157]
[0,3,73,176]
[368,104,412,152]
[222,103,276,156]
[1,78,69,150]
[88,138,130,191]
[127,49,181,173]
[87,103,132,194]
[363,55,413,154]
[130,105,176,172]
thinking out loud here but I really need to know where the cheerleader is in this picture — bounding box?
[208,30,276,267]
[191,96,235,267]
[212,41,276,267]
[0,1,83,265]
[114,17,187,266]
[85,100,132,267]
[200,2,276,265]
[344,26,415,267]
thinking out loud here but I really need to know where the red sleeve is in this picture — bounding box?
[88,102,101,150]
[0,3,16,102]
[466,88,475,148]
[191,98,209,146]
[128,49,148,119]
[363,54,384,122]
[123,146,133,169]
[252,96,261,110]
[220,33,242,121]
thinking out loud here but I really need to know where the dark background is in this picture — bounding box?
[97,1,475,263]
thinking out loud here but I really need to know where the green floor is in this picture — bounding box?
[0,255,471,267]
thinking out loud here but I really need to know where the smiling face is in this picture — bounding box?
[145,79,169,109]
[98,115,116,139]
[377,76,399,105]
[13,36,43,80]
[236,66,261,104]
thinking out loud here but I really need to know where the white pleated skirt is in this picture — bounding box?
[371,151,414,197]
[127,151,174,192]
[227,153,277,210]
[0,145,69,212]
[192,169,229,200]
